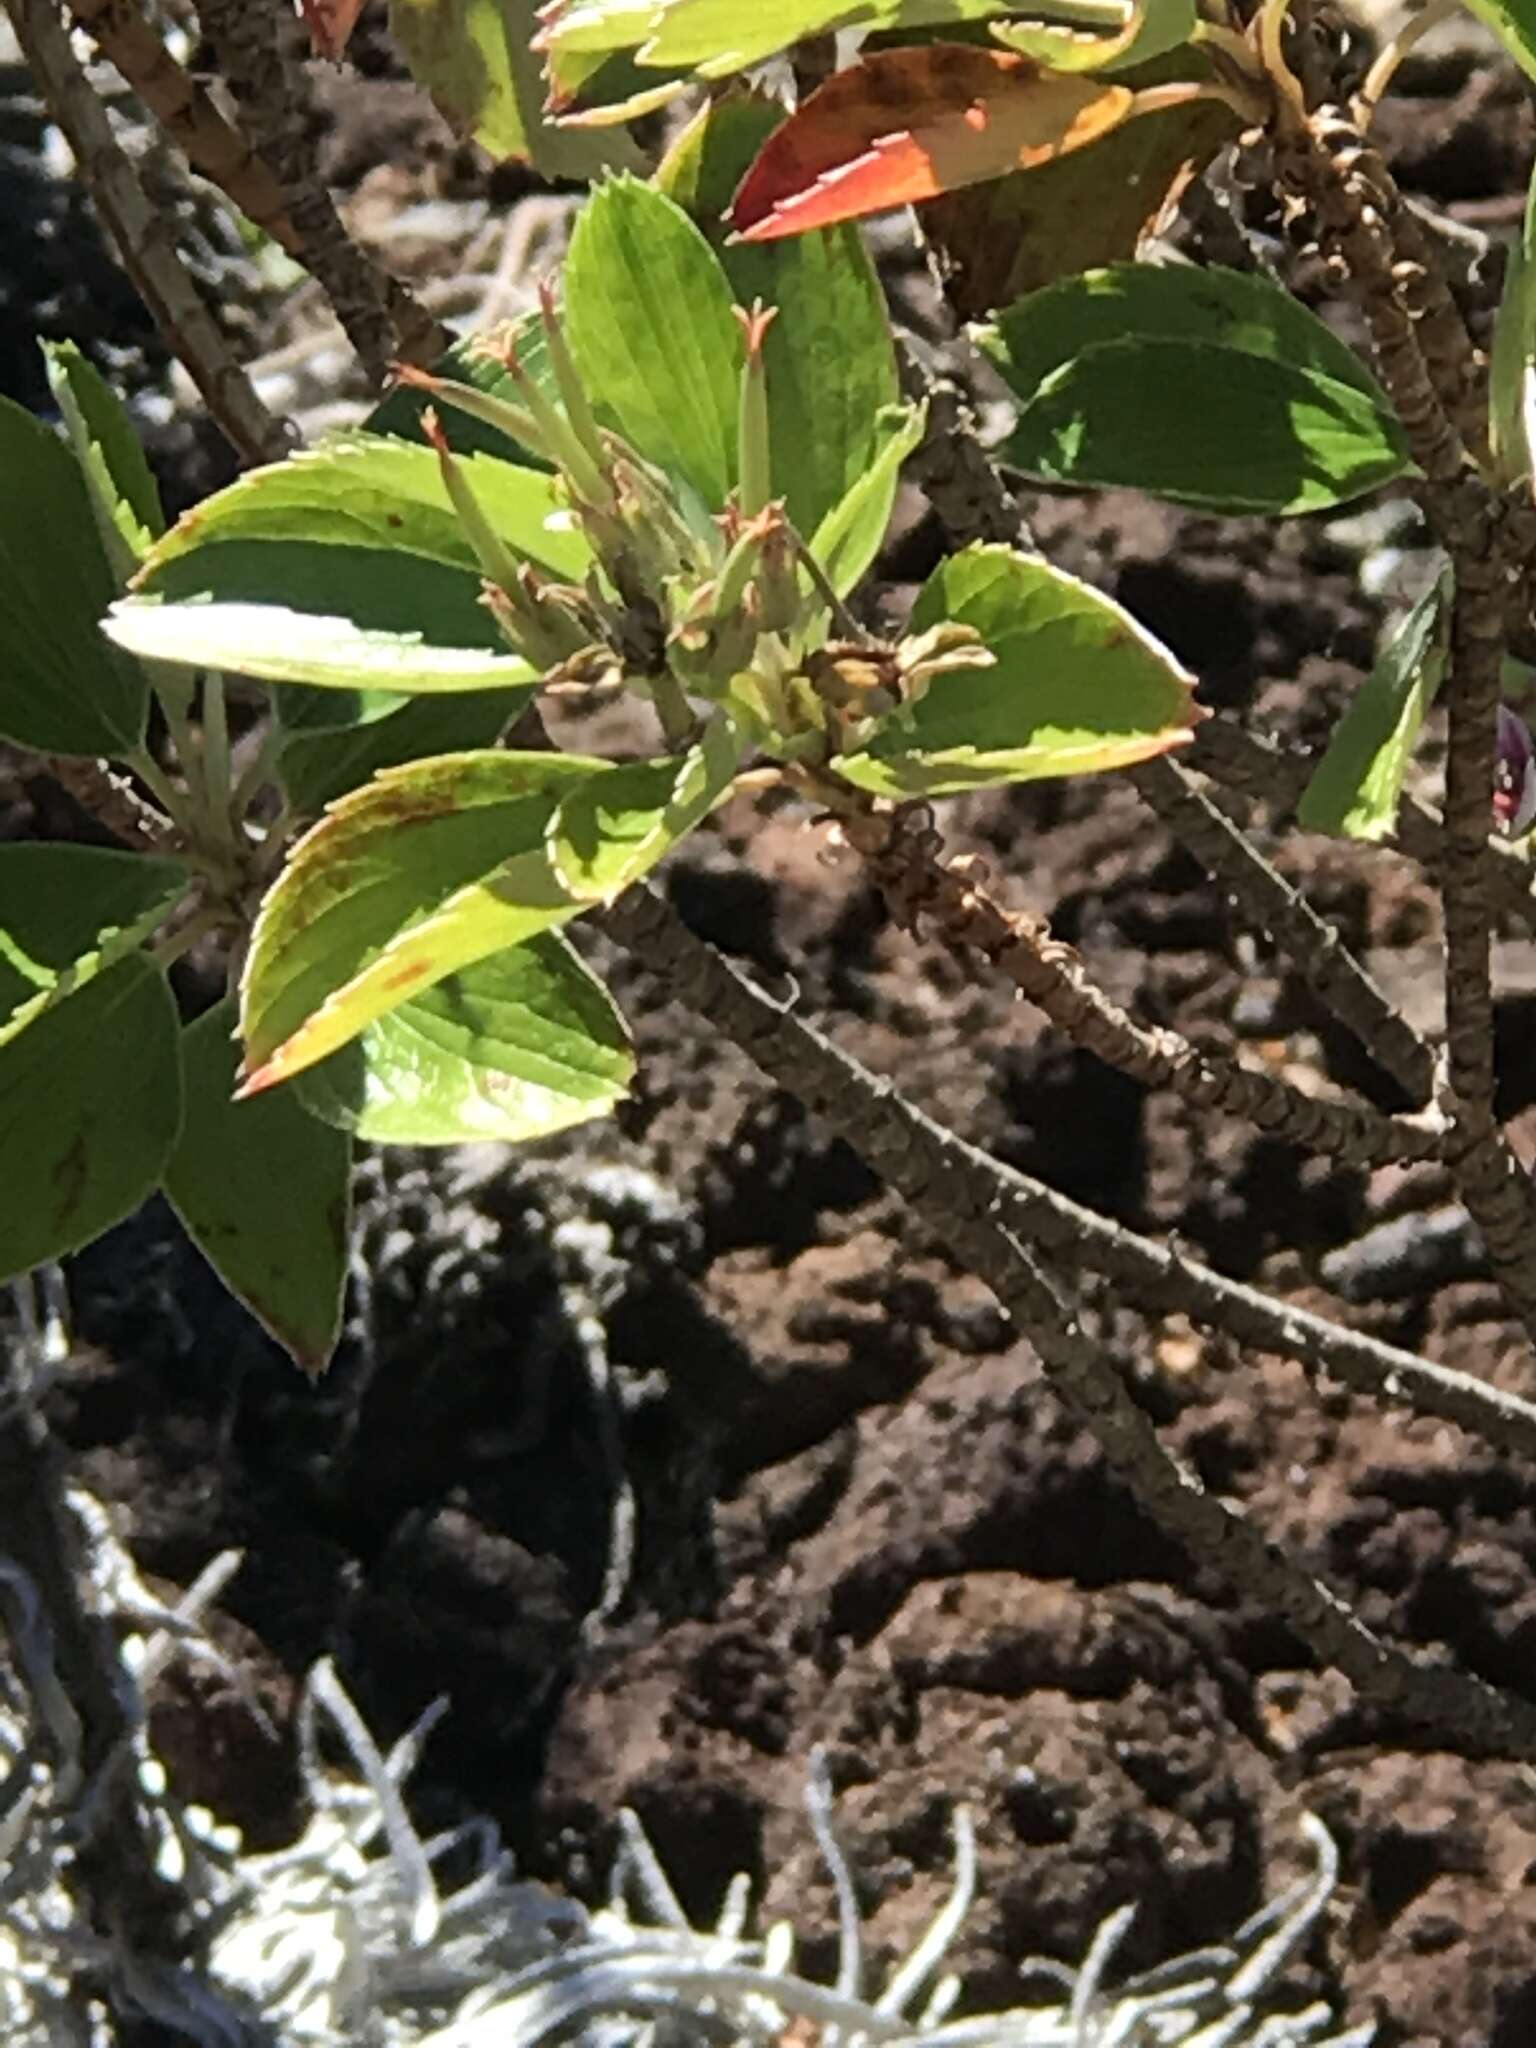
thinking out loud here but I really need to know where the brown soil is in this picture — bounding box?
[8,16,1536,2045]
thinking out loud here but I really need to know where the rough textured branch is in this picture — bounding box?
[1132,753,1436,1105]
[67,0,302,257]
[196,0,445,381]
[600,883,1536,1761]
[833,800,1441,1170]
[6,0,291,463]
[43,755,178,853]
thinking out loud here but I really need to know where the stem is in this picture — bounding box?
[196,0,445,380]
[826,795,1441,1171]
[1355,0,1459,117]
[150,904,229,968]
[123,743,200,843]
[201,674,234,853]
[599,883,1536,1761]
[1130,754,1437,1105]
[4,0,290,463]
[45,755,177,851]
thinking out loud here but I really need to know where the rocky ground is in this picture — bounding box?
[7,9,1536,2043]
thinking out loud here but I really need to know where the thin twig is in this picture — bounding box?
[196,0,445,381]
[599,883,1536,1761]
[42,755,179,853]
[66,0,302,257]
[896,338,1026,549]
[6,0,291,464]
[1131,754,1436,1104]
[825,795,1442,1170]
[1193,715,1536,934]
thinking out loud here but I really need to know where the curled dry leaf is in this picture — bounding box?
[728,43,1134,244]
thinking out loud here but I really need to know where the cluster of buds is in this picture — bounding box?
[394,285,987,766]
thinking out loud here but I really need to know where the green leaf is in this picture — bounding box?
[836,543,1201,795]
[0,955,181,1282]
[1297,571,1451,842]
[42,340,164,571]
[364,318,556,469]
[545,0,1020,80]
[280,688,528,812]
[0,396,149,757]
[1458,0,1536,85]
[0,842,189,1042]
[164,999,351,1374]
[548,712,743,897]
[991,0,1196,72]
[806,401,926,600]
[981,263,1413,513]
[564,176,743,505]
[296,934,634,1144]
[243,727,741,1093]
[1490,162,1536,485]
[659,91,901,540]
[106,434,584,694]
[390,0,640,172]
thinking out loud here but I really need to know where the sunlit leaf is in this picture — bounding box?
[564,176,742,504]
[729,45,1133,243]
[659,90,901,538]
[0,843,189,1044]
[241,725,740,1093]
[0,956,181,1282]
[835,543,1201,794]
[392,0,640,172]
[296,934,634,1144]
[107,434,581,695]
[0,396,148,756]
[805,402,926,599]
[1297,570,1451,842]
[165,999,352,1375]
[1457,0,1536,85]
[42,340,163,571]
[980,262,1413,512]
[991,0,1196,72]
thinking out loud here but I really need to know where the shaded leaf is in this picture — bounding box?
[1490,159,1536,485]
[923,88,1235,316]
[165,999,352,1375]
[835,542,1200,794]
[0,396,148,757]
[1297,571,1451,842]
[365,317,556,469]
[0,955,181,1282]
[42,340,163,570]
[565,177,743,506]
[981,263,1412,512]
[660,90,900,538]
[296,934,634,1144]
[729,45,1133,243]
[391,0,639,172]
[0,843,189,1041]
[280,689,528,812]
[108,434,581,695]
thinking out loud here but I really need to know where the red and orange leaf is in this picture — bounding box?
[298,0,367,62]
[728,44,1133,244]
